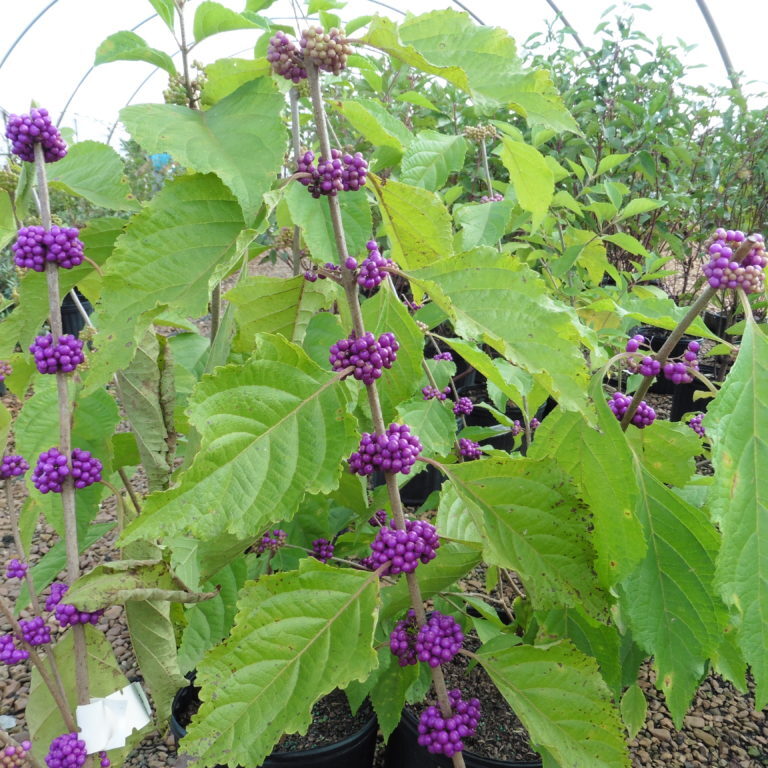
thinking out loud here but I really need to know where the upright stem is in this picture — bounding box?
[478,140,494,198]
[35,143,90,707]
[289,88,303,277]
[305,63,466,768]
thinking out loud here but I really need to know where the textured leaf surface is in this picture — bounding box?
[336,99,412,152]
[414,251,591,412]
[396,396,456,457]
[181,560,379,767]
[227,274,338,353]
[121,78,285,222]
[202,57,271,105]
[368,647,419,740]
[442,457,608,619]
[95,30,176,74]
[454,200,514,250]
[619,469,725,722]
[478,638,630,768]
[626,419,699,488]
[530,394,645,586]
[84,174,245,391]
[120,335,357,544]
[399,130,467,190]
[500,137,554,230]
[47,141,140,211]
[193,1,259,41]
[371,176,453,269]
[707,319,768,706]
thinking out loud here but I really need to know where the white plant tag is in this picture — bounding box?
[76,683,152,752]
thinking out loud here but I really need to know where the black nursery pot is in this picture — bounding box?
[171,683,378,768]
[60,290,93,338]
[384,709,542,768]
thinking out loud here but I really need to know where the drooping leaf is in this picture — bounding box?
[335,99,412,153]
[370,176,453,270]
[83,174,245,392]
[499,137,553,230]
[626,419,700,487]
[121,78,286,222]
[147,0,176,30]
[620,684,648,740]
[399,130,467,190]
[454,200,514,250]
[0,190,16,250]
[95,30,177,75]
[440,457,609,620]
[618,197,666,220]
[120,335,357,544]
[602,232,649,258]
[478,637,630,768]
[181,560,379,768]
[707,319,768,707]
[193,1,259,42]
[226,274,339,353]
[368,646,419,740]
[619,468,726,723]
[47,141,140,212]
[202,57,271,105]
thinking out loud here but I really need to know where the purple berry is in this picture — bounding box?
[625,334,645,354]
[356,241,393,290]
[638,356,661,377]
[368,509,388,527]
[45,582,69,612]
[458,438,482,460]
[416,611,463,668]
[688,413,706,437]
[45,734,87,768]
[20,616,51,646]
[267,31,307,83]
[5,109,67,163]
[432,352,453,361]
[304,270,318,282]
[29,334,85,374]
[348,423,422,476]
[54,600,104,628]
[422,386,450,401]
[607,392,656,428]
[1,740,32,768]
[530,417,541,430]
[310,538,334,563]
[663,361,693,385]
[12,225,84,271]
[453,397,473,415]
[703,228,766,294]
[256,529,286,555]
[390,609,418,666]
[5,558,28,579]
[32,447,101,494]
[0,634,29,665]
[300,26,351,75]
[329,331,399,385]
[479,193,503,203]
[0,455,29,479]
[344,257,358,270]
[417,688,481,757]
[368,518,439,576]
[0,361,12,382]
[70,449,102,489]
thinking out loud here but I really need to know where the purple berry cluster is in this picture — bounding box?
[44,733,88,768]
[662,340,700,385]
[357,241,393,290]
[311,538,334,563]
[704,228,767,293]
[55,601,104,628]
[0,455,29,479]
[0,634,28,665]
[5,558,27,579]
[368,518,439,575]
[2,740,32,768]
[417,689,481,757]
[5,109,67,163]
[625,334,645,354]
[390,609,419,666]
[348,423,422,475]
[20,616,51,646]
[422,386,450,401]
[688,413,706,437]
[608,392,656,428]
[453,397,473,415]
[329,331,399,385]
[32,447,102,494]
[12,226,85,271]
[433,352,453,361]
[638,356,661,377]
[368,509,388,527]
[296,149,368,198]
[300,26,351,75]
[480,194,503,203]
[0,360,11,381]
[458,438,482,460]
[30,334,85,374]
[415,611,463,668]
[267,31,307,82]
[256,529,286,555]
[45,581,69,612]
[625,336,661,377]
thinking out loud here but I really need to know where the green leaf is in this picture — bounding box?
[499,137,553,230]
[303,311,344,368]
[396,396,456,457]
[178,557,248,674]
[602,233,649,258]
[454,200,514,251]
[147,0,176,30]
[121,78,286,223]
[399,130,467,191]
[193,1,259,42]
[707,319,768,707]
[626,419,699,487]
[395,90,438,111]
[529,392,645,587]
[0,191,15,250]
[442,457,609,619]
[227,274,339,353]
[478,637,630,768]
[369,646,419,740]
[120,335,357,544]
[617,197,666,221]
[94,30,177,75]
[371,176,453,270]
[620,684,647,739]
[284,182,371,262]
[47,141,140,212]
[596,153,632,176]
[335,99,412,153]
[619,469,725,723]
[27,627,129,764]
[414,251,591,413]
[181,560,379,768]
[83,174,245,392]
[612,293,717,341]
[361,286,424,422]
[202,57,271,105]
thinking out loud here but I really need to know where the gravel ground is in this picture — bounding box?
[2,265,767,767]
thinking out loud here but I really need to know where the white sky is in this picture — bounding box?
[0,0,765,150]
